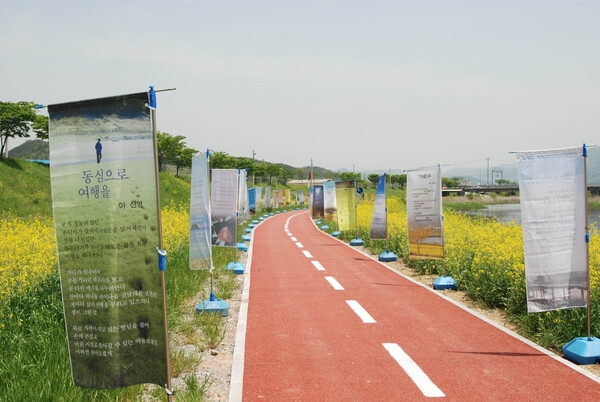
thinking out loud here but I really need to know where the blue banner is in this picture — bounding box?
[370,174,387,239]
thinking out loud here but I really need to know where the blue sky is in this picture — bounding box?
[2,1,600,174]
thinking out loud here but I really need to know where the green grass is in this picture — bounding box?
[0,159,52,217]
[0,158,238,401]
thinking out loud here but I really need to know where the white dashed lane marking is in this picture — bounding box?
[325,276,344,290]
[345,300,376,323]
[311,261,325,271]
[382,343,445,398]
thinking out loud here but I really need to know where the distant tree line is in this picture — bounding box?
[0,101,47,160]
[1,101,470,188]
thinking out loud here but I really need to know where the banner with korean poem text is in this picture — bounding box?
[48,92,168,389]
[323,181,337,222]
[370,174,387,239]
[211,169,239,247]
[311,185,324,219]
[189,153,212,269]
[335,181,355,231]
[517,147,588,313]
[237,169,249,224]
[248,188,256,214]
[255,186,263,213]
[406,166,444,260]
[265,186,271,209]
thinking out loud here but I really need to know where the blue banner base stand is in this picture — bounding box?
[241,234,251,241]
[332,231,341,237]
[563,336,600,365]
[320,224,330,230]
[379,250,398,262]
[350,236,364,246]
[226,261,245,275]
[236,242,248,252]
[432,276,457,290]
[196,293,229,317]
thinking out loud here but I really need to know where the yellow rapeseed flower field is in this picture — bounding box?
[161,206,190,252]
[356,195,600,312]
[0,207,191,302]
[0,217,57,300]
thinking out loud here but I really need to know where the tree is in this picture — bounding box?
[209,151,238,169]
[367,173,381,187]
[442,177,461,188]
[339,171,362,182]
[32,113,48,140]
[156,131,186,172]
[265,164,282,184]
[390,173,407,188]
[173,147,198,176]
[0,101,45,160]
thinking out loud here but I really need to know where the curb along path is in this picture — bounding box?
[230,210,600,401]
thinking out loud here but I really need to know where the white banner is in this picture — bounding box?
[323,181,337,223]
[255,187,263,213]
[189,152,212,269]
[406,166,444,260]
[265,187,271,209]
[237,169,249,224]
[211,169,239,247]
[517,146,588,312]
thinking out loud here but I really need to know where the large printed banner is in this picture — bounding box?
[211,169,239,247]
[255,187,263,213]
[248,188,256,214]
[370,174,387,239]
[48,92,168,388]
[237,169,249,224]
[517,147,588,312]
[323,181,338,222]
[406,167,444,260]
[189,153,212,269]
[335,181,355,231]
[311,185,324,219]
[265,187,271,209]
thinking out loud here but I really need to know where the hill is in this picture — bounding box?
[7,139,49,160]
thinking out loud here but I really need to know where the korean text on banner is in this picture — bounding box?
[211,169,239,247]
[517,147,588,313]
[370,174,387,239]
[406,167,444,260]
[323,181,338,223]
[48,92,168,389]
[312,185,324,219]
[190,153,212,269]
[335,181,355,232]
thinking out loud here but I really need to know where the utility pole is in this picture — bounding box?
[252,149,256,187]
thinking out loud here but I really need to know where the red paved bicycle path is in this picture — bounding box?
[237,210,600,401]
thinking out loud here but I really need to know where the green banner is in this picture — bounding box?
[48,92,168,389]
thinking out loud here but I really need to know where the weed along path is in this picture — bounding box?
[232,210,600,401]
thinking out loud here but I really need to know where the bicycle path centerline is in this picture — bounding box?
[230,210,600,401]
